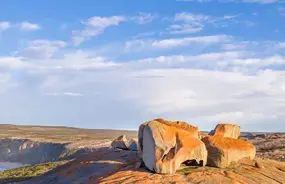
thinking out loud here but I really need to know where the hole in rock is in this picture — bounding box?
[182,159,203,167]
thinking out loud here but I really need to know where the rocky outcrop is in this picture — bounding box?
[0,138,113,165]
[111,135,138,151]
[202,135,256,168]
[138,119,207,174]
[0,138,67,165]
[209,124,240,139]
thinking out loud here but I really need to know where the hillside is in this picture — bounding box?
[0,124,137,143]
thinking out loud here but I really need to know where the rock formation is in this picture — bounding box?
[111,135,138,151]
[209,123,241,139]
[138,118,207,174]
[202,135,256,168]
[203,123,255,168]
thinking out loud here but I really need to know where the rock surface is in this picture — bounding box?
[138,119,207,174]
[21,148,285,184]
[202,135,256,168]
[209,124,241,139]
[111,135,138,151]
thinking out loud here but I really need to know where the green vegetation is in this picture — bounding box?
[0,161,69,183]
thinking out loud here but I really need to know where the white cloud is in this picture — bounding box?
[169,24,203,34]
[0,21,11,31]
[21,40,67,59]
[84,16,126,27]
[105,67,285,131]
[124,35,231,52]
[72,16,126,46]
[1,48,285,131]
[20,22,41,31]
[132,13,156,24]
[151,35,231,48]
[0,57,30,69]
[124,40,146,51]
[0,73,18,93]
[45,92,84,97]
[168,12,248,35]
[169,12,209,34]
[175,12,210,22]
[0,49,119,73]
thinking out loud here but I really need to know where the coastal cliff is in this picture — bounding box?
[0,139,67,165]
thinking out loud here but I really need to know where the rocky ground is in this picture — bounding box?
[1,124,285,184]
[244,133,285,162]
[16,133,285,184]
[20,145,285,184]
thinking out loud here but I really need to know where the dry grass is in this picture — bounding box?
[0,124,138,143]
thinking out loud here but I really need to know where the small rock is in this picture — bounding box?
[254,161,264,169]
[111,135,138,151]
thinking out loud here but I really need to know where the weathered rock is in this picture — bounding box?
[138,118,207,174]
[209,124,240,139]
[111,135,138,151]
[198,132,208,139]
[202,135,256,168]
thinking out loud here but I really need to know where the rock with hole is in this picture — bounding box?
[138,118,207,174]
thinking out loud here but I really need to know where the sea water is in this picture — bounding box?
[0,162,25,171]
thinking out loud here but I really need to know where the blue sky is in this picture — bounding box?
[1,0,285,131]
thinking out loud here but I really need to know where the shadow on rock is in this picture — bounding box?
[20,147,142,184]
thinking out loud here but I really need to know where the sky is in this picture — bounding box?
[1,0,285,132]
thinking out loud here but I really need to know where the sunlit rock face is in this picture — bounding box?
[203,123,256,168]
[209,124,241,139]
[138,118,207,174]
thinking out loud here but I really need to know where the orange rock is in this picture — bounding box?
[198,132,208,139]
[209,124,241,139]
[138,118,200,156]
[202,135,256,168]
[138,119,207,174]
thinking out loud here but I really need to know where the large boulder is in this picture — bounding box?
[138,118,207,174]
[202,135,256,168]
[111,135,138,151]
[209,124,240,139]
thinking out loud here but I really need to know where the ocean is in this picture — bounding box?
[0,162,25,171]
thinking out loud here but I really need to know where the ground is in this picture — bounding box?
[0,124,137,143]
[20,148,285,184]
[0,125,285,184]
